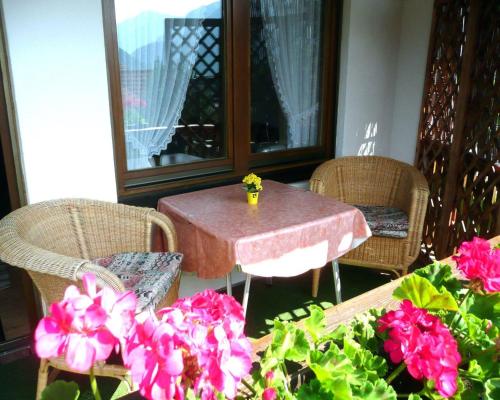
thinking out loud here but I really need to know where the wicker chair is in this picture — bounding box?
[0,199,181,399]
[310,156,429,297]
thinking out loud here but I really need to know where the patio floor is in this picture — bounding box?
[0,265,392,399]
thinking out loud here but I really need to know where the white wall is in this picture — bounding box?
[336,0,433,164]
[390,0,433,163]
[2,0,117,204]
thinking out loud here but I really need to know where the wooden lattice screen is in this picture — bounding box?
[416,0,499,261]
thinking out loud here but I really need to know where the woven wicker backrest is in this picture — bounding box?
[15,202,83,258]
[8,199,153,259]
[311,156,412,208]
[75,201,152,259]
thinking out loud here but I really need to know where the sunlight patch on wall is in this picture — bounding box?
[357,122,378,155]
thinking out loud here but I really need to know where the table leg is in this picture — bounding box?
[312,268,321,297]
[332,260,342,304]
[226,273,232,296]
[242,274,252,317]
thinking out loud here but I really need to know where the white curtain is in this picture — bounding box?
[118,13,205,170]
[259,0,322,148]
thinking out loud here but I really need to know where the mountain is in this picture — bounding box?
[117,11,171,54]
[118,48,135,69]
[130,40,164,70]
[186,2,221,19]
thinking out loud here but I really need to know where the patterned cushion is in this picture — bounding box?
[92,252,183,311]
[355,205,409,239]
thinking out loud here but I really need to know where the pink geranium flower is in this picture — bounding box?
[123,313,186,400]
[262,388,277,400]
[35,273,136,372]
[170,290,252,399]
[378,300,461,398]
[453,237,500,293]
[124,290,252,400]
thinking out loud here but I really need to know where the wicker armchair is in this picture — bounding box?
[310,156,429,296]
[0,199,181,399]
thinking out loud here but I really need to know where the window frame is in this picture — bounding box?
[102,0,339,198]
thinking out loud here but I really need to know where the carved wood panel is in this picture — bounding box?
[416,0,499,261]
[446,1,500,250]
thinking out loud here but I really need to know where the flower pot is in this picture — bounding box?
[247,192,259,205]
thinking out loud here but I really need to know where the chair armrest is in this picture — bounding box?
[148,210,178,252]
[77,262,126,292]
[403,168,429,259]
[309,177,326,195]
[0,233,126,293]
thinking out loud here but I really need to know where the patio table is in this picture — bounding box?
[157,180,371,314]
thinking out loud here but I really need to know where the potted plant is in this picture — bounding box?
[242,173,263,205]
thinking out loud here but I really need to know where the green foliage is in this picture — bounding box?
[303,305,326,344]
[414,263,462,297]
[484,378,500,400]
[351,379,397,400]
[465,292,500,326]
[295,379,334,400]
[41,381,80,400]
[393,274,459,311]
[267,320,309,363]
[252,253,499,400]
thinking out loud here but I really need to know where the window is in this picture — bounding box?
[103,0,338,197]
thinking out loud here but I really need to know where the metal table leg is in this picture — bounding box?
[242,274,252,316]
[226,272,232,296]
[332,260,342,304]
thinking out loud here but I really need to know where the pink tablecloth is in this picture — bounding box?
[157,180,371,279]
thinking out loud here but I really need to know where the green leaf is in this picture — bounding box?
[408,395,423,400]
[296,379,339,400]
[466,292,500,327]
[268,320,310,362]
[308,346,356,383]
[41,381,80,400]
[328,378,353,399]
[318,324,347,345]
[462,313,496,348]
[304,305,326,343]
[350,309,383,352]
[393,274,459,310]
[343,337,387,380]
[414,262,462,297]
[466,359,485,380]
[351,379,397,400]
[485,378,500,400]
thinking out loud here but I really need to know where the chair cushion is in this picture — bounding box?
[355,205,408,239]
[92,252,182,311]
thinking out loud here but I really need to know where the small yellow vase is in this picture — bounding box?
[247,191,259,205]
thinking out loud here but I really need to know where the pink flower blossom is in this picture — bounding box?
[123,313,186,400]
[124,290,252,400]
[123,93,147,108]
[35,273,136,372]
[453,237,500,293]
[262,388,277,400]
[378,300,461,398]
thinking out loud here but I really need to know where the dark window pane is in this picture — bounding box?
[251,0,324,153]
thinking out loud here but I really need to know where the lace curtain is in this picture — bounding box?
[259,0,322,148]
[117,12,205,170]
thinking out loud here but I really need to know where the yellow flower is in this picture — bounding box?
[242,173,263,192]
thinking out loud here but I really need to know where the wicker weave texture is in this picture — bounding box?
[0,199,182,399]
[310,156,429,273]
